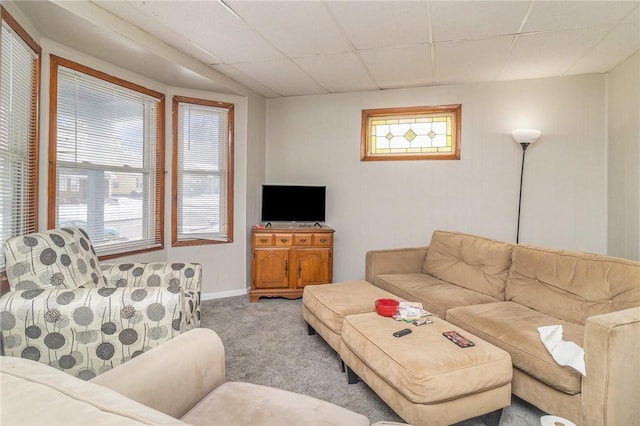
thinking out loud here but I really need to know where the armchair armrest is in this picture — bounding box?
[101,262,202,329]
[100,262,202,292]
[582,306,640,426]
[0,286,182,378]
[91,328,225,420]
[365,247,429,283]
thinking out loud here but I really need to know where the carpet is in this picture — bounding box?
[200,295,546,425]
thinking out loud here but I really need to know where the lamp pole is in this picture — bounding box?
[516,143,530,244]
[511,129,541,244]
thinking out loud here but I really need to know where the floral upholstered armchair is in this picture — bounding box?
[0,228,201,379]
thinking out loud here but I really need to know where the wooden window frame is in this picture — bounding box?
[48,55,165,260]
[0,6,41,287]
[171,96,234,247]
[361,104,461,161]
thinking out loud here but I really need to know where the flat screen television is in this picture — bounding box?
[261,185,326,223]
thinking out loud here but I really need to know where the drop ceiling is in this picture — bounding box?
[11,0,640,98]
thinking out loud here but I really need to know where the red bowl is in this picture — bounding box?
[375,298,399,317]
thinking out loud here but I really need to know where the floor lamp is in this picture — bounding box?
[512,129,541,244]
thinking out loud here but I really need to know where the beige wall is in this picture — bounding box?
[607,51,640,261]
[266,75,610,281]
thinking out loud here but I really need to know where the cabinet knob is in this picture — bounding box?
[320,238,327,243]
[260,238,267,243]
[300,238,307,243]
[280,238,288,243]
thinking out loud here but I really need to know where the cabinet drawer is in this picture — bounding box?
[254,234,274,246]
[274,234,293,246]
[294,235,312,246]
[313,234,332,246]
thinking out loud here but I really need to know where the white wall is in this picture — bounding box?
[607,50,640,261]
[266,75,609,282]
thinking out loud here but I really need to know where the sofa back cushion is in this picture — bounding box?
[506,245,640,325]
[422,230,514,300]
[4,228,107,291]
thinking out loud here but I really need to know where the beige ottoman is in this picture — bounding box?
[340,312,513,426]
[302,280,402,353]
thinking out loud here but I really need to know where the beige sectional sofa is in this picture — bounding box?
[1,328,371,425]
[366,230,640,426]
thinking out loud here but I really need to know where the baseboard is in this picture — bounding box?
[201,288,249,301]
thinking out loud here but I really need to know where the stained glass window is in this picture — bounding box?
[361,105,461,161]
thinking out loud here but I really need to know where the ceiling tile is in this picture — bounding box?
[430,1,530,42]
[13,0,640,97]
[568,21,640,74]
[327,1,429,49]
[17,1,231,93]
[524,1,638,32]
[623,4,640,24]
[359,45,433,89]
[232,59,327,97]
[226,1,352,57]
[295,53,378,93]
[435,37,514,84]
[211,64,280,98]
[99,1,283,64]
[500,27,612,80]
[97,1,223,65]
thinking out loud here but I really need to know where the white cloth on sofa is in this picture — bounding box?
[538,325,586,376]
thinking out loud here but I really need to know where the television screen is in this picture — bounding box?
[261,185,326,223]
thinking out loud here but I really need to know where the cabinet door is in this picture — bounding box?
[254,249,290,289]
[295,248,331,288]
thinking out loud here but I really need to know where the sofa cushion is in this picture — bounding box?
[181,382,370,426]
[422,230,513,300]
[4,228,106,291]
[0,356,184,425]
[446,302,584,395]
[506,245,640,325]
[374,273,499,319]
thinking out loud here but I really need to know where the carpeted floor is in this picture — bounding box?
[200,295,546,425]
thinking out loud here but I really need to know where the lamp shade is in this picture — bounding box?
[512,129,541,144]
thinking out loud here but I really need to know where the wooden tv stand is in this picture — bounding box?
[250,224,334,302]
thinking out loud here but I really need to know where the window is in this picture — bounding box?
[172,96,234,245]
[361,105,461,161]
[0,7,40,271]
[49,55,164,258]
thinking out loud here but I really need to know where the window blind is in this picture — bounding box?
[53,61,163,256]
[175,100,232,243]
[0,14,39,271]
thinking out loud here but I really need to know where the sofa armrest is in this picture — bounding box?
[365,247,428,283]
[91,328,225,420]
[582,306,640,426]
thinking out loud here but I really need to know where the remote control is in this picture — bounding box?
[393,328,412,337]
[443,330,475,348]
